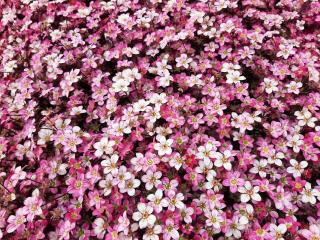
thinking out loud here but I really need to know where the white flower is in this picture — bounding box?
[16,140,34,160]
[205,170,217,190]
[190,10,205,23]
[117,13,131,27]
[188,74,203,87]
[195,158,213,174]
[267,151,285,166]
[48,161,68,179]
[287,159,308,178]
[263,78,278,94]
[123,46,139,57]
[205,209,223,229]
[225,216,245,239]
[154,135,173,156]
[144,106,161,123]
[164,219,179,239]
[180,206,194,223]
[99,174,113,196]
[253,111,262,123]
[2,7,16,25]
[77,7,91,17]
[165,192,185,211]
[238,204,254,225]
[120,176,140,196]
[50,29,63,42]
[213,150,233,171]
[226,71,245,84]
[147,189,169,213]
[133,99,150,112]
[112,77,130,92]
[142,170,162,190]
[169,154,184,170]
[143,225,162,240]
[238,181,261,202]
[93,137,115,157]
[295,109,317,128]
[277,44,295,59]
[112,121,131,136]
[130,152,144,172]
[308,66,320,83]
[158,74,173,87]
[301,182,318,205]
[122,68,141,80]
[286,134,303,153]
[64,69,81,84]
[249,159,268,178]
[221,62,241,73]
[113,166,131,189]
[176,54,193,68]
[37,128,53,145]
[154,59,172,76]
[220,19,235,33]
[231,112,255,133]
[149,93,167,106]
[296,20,305,30]
[269,223,287,240]
[286,81,302,94]
[70,106,86,116]
[93,218,106,237]
[132,203,156,229]
[155,126,172,136]
[196,143,215,162]
[4,60,17,75]
[11,166,27,184]
[215,0,229,11]
[55,118,71,129]
[101,154,119,175]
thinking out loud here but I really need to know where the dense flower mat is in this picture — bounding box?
[0,0,320,239]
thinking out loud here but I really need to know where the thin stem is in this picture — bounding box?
[0,181,12,193]
[41,192,69,207]
[26,178,42,184]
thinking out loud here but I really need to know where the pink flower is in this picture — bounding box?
[58,220,76,240]
[66,174,90,197]
[165,191,185,211]
[187,113,205,130]
[23,190,43,222]
[238,181,262,203]
[222,171,245,193]
[163,219,179,240]
[0,0,319,238]
[300,224,320,239]
[6,208,27,233]
[269,186,292,210]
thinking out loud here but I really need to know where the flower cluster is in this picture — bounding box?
[0,0,320,239]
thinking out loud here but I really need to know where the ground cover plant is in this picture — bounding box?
[0,0,320,239]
